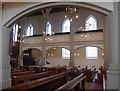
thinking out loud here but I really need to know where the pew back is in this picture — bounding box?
[2,72,68,91]
[11,71,50,86]
[56,73,86,91]
[11,71,35,76]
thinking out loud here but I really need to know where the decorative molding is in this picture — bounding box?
[107,64,120,75]
[107,70,120,75]
[4,2,111,27]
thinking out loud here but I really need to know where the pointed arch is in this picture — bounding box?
[13,23,19,42]
[85,15,97,31]
[46,22,52,35]
[62,19,71,59]
[26,24,33,36]
[62,18,70,32]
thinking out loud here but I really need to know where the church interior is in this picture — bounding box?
[0,2,119,91]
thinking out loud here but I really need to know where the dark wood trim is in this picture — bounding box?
[25,29,103,38]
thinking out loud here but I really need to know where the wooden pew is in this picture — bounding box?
[95,66,107,90]
[48,66,67,75]
[11,70,22,73]
[11,71,50,86]
[11,71,35,76]
[69,67,83,80]
[55,73,86,91]
[2,72,68,91]
[11,66,68,86]
[84,67,96,82]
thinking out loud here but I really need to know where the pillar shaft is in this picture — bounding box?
[1,27,11,89]
[69,20,75,67]
[106,2,119,90]
[41,9,51,66]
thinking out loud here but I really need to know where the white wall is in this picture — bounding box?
[46,47,104,70]
[90,2,113,11]
[109,2,118,65]
[2,2,41,26]
[23,15,44,35]
[22,8,103,35]
[47,48,70,66]
[74,47,104,70]
[106,2,119,90]
[0,2,2,89]
[2,2,113,26]
[1,2,119,90]
[2,27,11,89]
[23,32,103,50]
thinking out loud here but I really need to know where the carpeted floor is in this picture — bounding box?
[85,82,94,90]
[85,82,103,91]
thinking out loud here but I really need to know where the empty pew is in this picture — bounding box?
[11,71,50,86]
[55,73,86,91]
[2,72,68,91]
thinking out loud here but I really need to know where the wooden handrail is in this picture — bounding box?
[56,73,86,91]
[2,71,67,91]
[11,71,35,76]
[11,70,22,73]
[103,74,106,91]
[12,71,50,86]
[68,76,86,90]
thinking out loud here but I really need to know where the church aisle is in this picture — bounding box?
[85,82,94,90]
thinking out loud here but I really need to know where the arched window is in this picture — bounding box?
[86,46,98,59]
[85,15,97,31]
[62,19,70,32]
[62,19,70,59]
[46,22,52,35]
[13,24,19,42]
[62,48,70,59]
[26,25,33,36]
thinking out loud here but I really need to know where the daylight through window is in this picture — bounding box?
[13,24,19,42]
[85,15,97,31]
[86,46,98,59]
[26,25,33,36]
[62,48,70,59]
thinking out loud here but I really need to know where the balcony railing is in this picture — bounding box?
[23,29,103,47]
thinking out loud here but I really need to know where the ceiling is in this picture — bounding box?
[27,6,78,17]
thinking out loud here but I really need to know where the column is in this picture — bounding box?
[0,2,2,89]
[103,15,110,70]
[106,2,119,90]
[67,7,78,67]
[41,9,51,66]
[1,26,11,89]
[69,19,75,67]
[18,18,25,67]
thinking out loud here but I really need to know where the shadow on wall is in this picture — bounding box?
[22,48,42,66]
